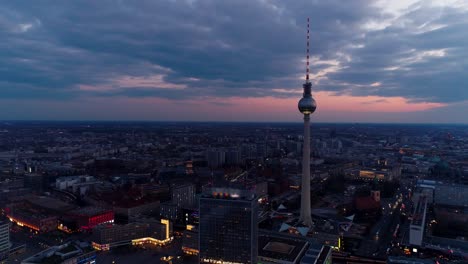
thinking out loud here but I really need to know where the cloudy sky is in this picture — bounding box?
[1,0,467,123]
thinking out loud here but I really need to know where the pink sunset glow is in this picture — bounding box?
[195,92,446,117]
[0,92,446,122]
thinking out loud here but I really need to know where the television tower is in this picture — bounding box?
[298,18,317,227]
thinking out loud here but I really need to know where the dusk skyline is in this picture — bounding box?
[1,0,468,123]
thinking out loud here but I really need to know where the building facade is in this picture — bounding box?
[0,220,10,261]
[68,207,114,231]
[91,219,172,250]
[172,183,196,208]
[409,196,428,246]
[199,188,258,264]
[160,202,180,221]
[206,149,226,168]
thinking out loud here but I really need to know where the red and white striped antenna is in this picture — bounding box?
[306,17,310,82]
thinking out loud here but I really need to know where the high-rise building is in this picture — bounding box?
[199,188,258,264]
[241,144,256,159]
[409,195,427,246]
[256,143,267,158]
[182,225,199,256]
[297,18,317,227]
[0,220,10,261]
[206,149,226,168]
[172,183,196,208]
[225,148,241,165]
[160,202,180,221]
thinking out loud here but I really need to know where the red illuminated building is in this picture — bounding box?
[68,207,114,231]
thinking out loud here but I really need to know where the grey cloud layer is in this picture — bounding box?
[1,0,466,103]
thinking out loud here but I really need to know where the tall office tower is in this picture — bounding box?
[199,188,258,264]
[298,18,317,227]
[0,220,10,261]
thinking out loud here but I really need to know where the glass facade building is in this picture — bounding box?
[199,188,258,264]
[0,220,10,261]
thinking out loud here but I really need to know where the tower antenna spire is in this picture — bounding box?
[306,17,310,82]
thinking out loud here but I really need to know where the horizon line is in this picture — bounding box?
[1,119,467,126]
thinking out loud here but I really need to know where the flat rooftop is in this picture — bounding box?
[201,188,256,201]
[434,184,468,207]
[69,207,112,217]
[25,195,75,211]
[258,234,308,263]
[8,205,55,221]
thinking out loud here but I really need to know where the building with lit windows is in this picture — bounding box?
[199,188,258,264]
[6,203,57,233]
[182,225,199,256]
[172,183,196,208]
[355,164,401,182]
[159,184,196,222]
[91,219,172,250]
[160,202,180,221]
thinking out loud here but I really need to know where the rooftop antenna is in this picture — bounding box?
[306,17,310,82]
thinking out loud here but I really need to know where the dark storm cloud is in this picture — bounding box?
[1,0,467,103]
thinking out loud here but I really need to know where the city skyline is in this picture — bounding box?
[0,120,467,263]
[2,0,468,123]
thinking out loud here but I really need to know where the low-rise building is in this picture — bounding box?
[6,203,57,233]
[21,242,96,264]
[67,207,114,231]
[91,219,172,250]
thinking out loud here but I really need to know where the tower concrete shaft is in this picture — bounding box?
[299,114,313,227]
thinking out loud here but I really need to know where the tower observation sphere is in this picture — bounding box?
[298,82,317,115]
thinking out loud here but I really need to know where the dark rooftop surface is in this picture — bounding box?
[258,234,308,262]
[69,206,112,217]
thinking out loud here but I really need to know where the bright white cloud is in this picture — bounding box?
[398,49,447,65]
[79,74,186,92]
